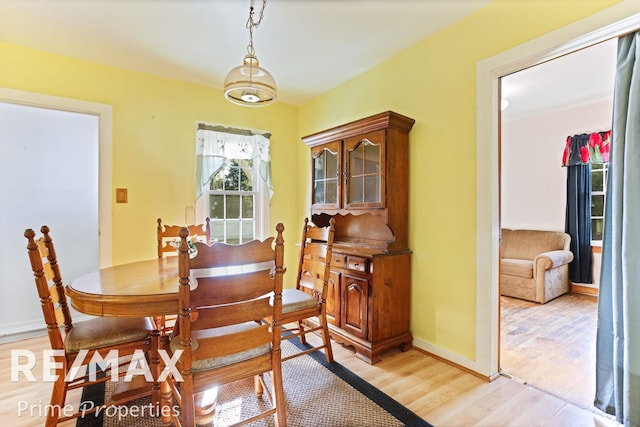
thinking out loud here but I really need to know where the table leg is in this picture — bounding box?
[161,378,174,426]
[194,387,218,425]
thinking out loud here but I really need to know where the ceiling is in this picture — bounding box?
[502,38,617,122]
[0,0,492,105]
[0,0,617,112]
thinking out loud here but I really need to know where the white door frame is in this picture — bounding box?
[0,88,113,267]
[475,1,640,377]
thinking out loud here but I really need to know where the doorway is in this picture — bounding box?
[497,40,616,408]
[0,88,113,341]
[473,2,640,382]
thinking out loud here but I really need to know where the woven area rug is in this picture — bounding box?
[77,339,431,427]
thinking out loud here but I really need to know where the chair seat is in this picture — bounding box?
[65,317,155,353]
[170,321,270,372]
[281,288,318,314]
[501,258,534,278]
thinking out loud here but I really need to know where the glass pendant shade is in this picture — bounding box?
[224,54,277,107]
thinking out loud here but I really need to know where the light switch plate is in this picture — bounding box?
[116,188,128,203]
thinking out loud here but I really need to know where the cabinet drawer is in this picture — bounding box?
[331,254,347,269]
[346,256,369,274]
[331,253,369,274]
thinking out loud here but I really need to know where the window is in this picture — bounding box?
[195,125,272,244]
[591,162,608,241]
[207,158,257,244]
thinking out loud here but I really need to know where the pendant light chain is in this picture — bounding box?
[223,0,276,107]
[246,0,266,58]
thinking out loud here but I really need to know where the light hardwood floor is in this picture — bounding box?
[1,321,619,427]
[500,293,601,411]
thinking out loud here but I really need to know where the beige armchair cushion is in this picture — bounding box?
[500,229,574,303]
[501,259,534,278]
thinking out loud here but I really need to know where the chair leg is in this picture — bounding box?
[180,378,195,427]
[254,374,264,398]
[320,316,334,363]
[45,375,67,427]
[271,364,287,427]
[149,330,161,409]
[297,320,307,345]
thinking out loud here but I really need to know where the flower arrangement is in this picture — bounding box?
[170,235,199,254]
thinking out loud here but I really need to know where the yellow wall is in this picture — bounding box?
[0,0,624,366]
[0,42,302,280]
[298,0,621,360]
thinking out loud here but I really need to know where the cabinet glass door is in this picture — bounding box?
[311,141,340,208]
[345,131,384,208]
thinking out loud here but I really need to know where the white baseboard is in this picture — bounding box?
[0,313,95,344]
[412,336,489,378]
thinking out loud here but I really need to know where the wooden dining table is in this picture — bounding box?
[67,257,181,317]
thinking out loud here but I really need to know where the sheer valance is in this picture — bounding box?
[195,126,273,200]
[562,130,611,166]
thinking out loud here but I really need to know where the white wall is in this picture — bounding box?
[501,98,613,230]
[0,101,99,340]
[501,98,612,287]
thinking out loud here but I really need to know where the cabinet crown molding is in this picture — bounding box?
[302,111,415,147]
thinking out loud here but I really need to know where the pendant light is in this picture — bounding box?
[224,0,277,107]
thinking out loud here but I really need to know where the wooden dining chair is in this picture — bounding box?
[157,217,211,258]
[156,217,210,333]
[24,226,160,426]
[280,217,336,362]
[165,224,287,427]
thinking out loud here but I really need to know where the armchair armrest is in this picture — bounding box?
[534,250,574,270]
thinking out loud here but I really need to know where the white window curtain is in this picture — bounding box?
[194,125,273,232]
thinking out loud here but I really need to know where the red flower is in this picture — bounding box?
[589,132,602,148]
[580,146,590,163]
[601,143,610,163]
[601,131,611,163]
[562,136,571,165]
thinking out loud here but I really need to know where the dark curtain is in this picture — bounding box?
[564,133,593,284]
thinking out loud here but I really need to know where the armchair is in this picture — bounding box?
[500,229,574,304]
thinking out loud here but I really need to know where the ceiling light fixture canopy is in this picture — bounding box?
[224,0,276,107]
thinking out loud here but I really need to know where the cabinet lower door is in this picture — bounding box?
[340,274,368,339]
[325,271,340,326]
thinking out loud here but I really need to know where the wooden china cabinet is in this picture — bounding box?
[302,111,415,364]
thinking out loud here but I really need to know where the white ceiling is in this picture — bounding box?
[0,0,492,105]
[501,38,617,122]
[0,0,617,111]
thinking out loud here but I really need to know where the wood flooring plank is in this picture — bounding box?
[417,376,507,425]
[501,293,601,410]
[550,404,619,427]
[508,392,567,426]
[472,385,550,427]
[1,314,620,427]
[431,379,529,427]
